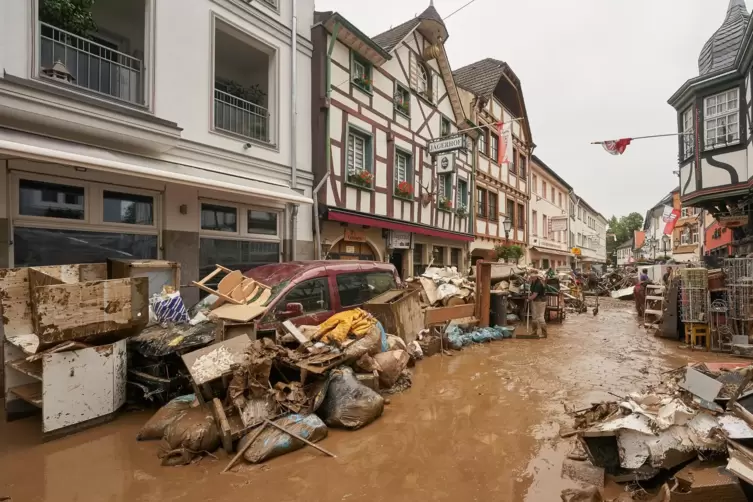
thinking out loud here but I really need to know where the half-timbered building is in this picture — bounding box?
[312,5,476,278]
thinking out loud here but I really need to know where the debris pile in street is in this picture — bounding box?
[409,266,475,307]
[563,362,753,500]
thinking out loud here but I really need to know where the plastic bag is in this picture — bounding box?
[137,394,196,441]
[318,366,384,430]
[386,334,407,352]
[239,414,328,464]
[152,291,190,324]
[163,406,220,453]
[373,350,410,388]
[343,325,382,362]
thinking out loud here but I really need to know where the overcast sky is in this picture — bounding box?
[315,0,735,219]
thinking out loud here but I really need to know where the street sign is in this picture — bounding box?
[550,217,568,232]
[428,134,465,154]
[388,231,411,249]
[571,247,582,256]
[436,152,456,174]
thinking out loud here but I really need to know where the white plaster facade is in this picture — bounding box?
[569,194,607,270]
[0,0,315,297]
[528,156,571,270]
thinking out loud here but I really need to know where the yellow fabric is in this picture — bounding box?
[315,308,377,344]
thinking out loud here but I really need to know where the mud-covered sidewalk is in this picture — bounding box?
[0,299,739,502]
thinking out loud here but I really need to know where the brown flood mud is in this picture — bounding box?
[0,298,741,501]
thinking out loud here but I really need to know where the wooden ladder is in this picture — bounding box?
[644,284,666,330]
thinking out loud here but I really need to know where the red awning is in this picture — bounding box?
[327,210,474,242]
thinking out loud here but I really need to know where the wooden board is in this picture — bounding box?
[108,259,181,298]
[181,336,252,386]
[7,358,43,380]
[31,277,148,347]
[0,267,34,336]
[211,303,267,322]
[212,398,233,453]
[9,382,43,408]
[425,304,476,326]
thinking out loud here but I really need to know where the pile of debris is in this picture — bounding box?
[409,266,475,308]
[562,362,753,500]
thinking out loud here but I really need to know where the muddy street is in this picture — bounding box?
[0,299,739,502]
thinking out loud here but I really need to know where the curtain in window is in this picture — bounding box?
[347,133,365,174]
[396,153,408,183]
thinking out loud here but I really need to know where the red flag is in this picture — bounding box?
[601,138,632,155]
[663,208,680,235]
[496,121,504,135]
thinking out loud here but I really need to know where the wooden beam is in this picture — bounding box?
[425,304,476,326]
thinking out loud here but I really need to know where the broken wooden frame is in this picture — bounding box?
[192,265,271,308]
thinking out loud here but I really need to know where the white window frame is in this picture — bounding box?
[704,88,740,149]
[347,128,373,177]
[258,0,279,12]
[682,107,694,159]
[10,172,162,266]
[199,199,282,242]
[417,64,429,96]
[532,210,538,236]
[395,150,410,185]
[456,178,468,209]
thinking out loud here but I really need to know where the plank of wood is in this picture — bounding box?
[249,288,271,307]
[32,277,148,347]
[211,303,267,322]
[9,382,43,408]
[0,267,34,336]
[181,336,252,385]
[282,321,309,345]
[222,421,267,473]
[6,357,43,381]
[425,304,476,326]
[476,262,491,328]
[212,398,233,454]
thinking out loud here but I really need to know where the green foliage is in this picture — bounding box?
[40,0,97,37]
[216,78,267,106]
[494,244,523,262]
[607,211,645,257]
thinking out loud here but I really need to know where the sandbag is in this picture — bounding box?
[239,414,328,464]
[373,350,410,388]
[163,406,220,453]
[318,366,384,430]
[137,394,196,441]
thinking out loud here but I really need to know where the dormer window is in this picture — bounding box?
[704,88,739,149]
[418,64,429,97]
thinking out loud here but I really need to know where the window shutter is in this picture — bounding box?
[409,52,418,90]
[347,134,354,173]
[432,71,440,104]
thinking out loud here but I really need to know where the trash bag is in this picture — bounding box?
[318,366,384,430]
[407,340,424,360]
[355,353,381,373]
[386,334,407,352]
[163,406,220,453]
[137,394,196,441]
[373,350,410,388]
[239,414,328,464]
[343,325,382,362]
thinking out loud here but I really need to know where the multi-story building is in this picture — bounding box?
[528,155,571,270]
[616,238,635,266]
[453,59,533,264]
[311,6,476,279]
[569,195,607,271]
[705,211,734,261]
[668,0,753,254]
[641,189,677,261]
[672,206,704,263]
[0,0,315,305]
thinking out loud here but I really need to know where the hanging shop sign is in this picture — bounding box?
[549,217,568,232]
[344,229,366,242]
[388,231,412,249]
[718,214,749,228]
[428,134,465,154]
[436,152,456,174]
[571,247,582,256]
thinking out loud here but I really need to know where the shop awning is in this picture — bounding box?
[529,246,572,257]
[0,128,312,205]
[328,209,475,242]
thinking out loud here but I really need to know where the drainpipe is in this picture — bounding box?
[317,21,341,260]
[289,2,298,261]
[313,172,330,259]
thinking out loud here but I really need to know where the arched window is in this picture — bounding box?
[417,63,429,95]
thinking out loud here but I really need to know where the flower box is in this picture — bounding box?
[395,181,413,200]
[438,197,453,211]
[348,169,374,189]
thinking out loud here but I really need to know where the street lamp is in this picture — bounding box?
[649,237,658,260]
[662,235,670,256]
[502,215,512,245]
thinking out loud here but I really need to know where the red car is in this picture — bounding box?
[244,261,401,335]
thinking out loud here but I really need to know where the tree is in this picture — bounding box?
[40,0,97,37]
[606,211,645,259]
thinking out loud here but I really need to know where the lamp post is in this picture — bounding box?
[649,237,658,260]
[502,215,512,246]
[662,234,670,258]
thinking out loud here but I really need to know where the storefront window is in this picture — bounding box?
[248,210,278,236]
[199,239,280,279]
[201,203,237,232]
[433,246,446,266]
[14,227,157,266]
[451,248,461,269]
[413,243,426,276]
[19,179,84,220]
[103,191,154,225]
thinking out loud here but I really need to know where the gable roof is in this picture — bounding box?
[452,58,534,148]
[314,11,392,66]
[372,4,449,53]
[617,238,634,250]
[699,0,750,75]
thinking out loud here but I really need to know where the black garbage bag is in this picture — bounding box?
[317,366,384,430]
[238,414,328,464]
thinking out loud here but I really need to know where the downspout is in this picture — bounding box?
[290,1,298,261]
[316,21,341,260]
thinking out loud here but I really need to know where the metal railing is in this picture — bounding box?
[39,22,144,106]
[214,89,270,143]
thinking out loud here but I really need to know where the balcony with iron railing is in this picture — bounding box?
[39,22,144,106]
[214,89,270,143]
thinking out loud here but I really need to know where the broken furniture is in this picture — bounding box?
[181,335,253,404]
[363,289,423,345]
[1,263,146,437]
[192,264,271,308]
[545,292,565,323]
[684,324,711,351]
[643,284,665,330]
[107,258,181,298]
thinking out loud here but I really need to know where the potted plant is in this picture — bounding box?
[494,245,510,262]
[348,169,373,188]
[508,245,524,264]
[396,98,409,116]
[494,244,523,263]
[455,204,468,218]
[395,181,413,199]
[438,197,453,211]
[353,75,372,91]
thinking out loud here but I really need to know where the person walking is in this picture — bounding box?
[528,273,548,338]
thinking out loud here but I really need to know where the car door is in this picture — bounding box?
[275,277,334,326]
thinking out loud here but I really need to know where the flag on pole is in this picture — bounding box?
[601,138,632,155]
[661,205,680,235]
